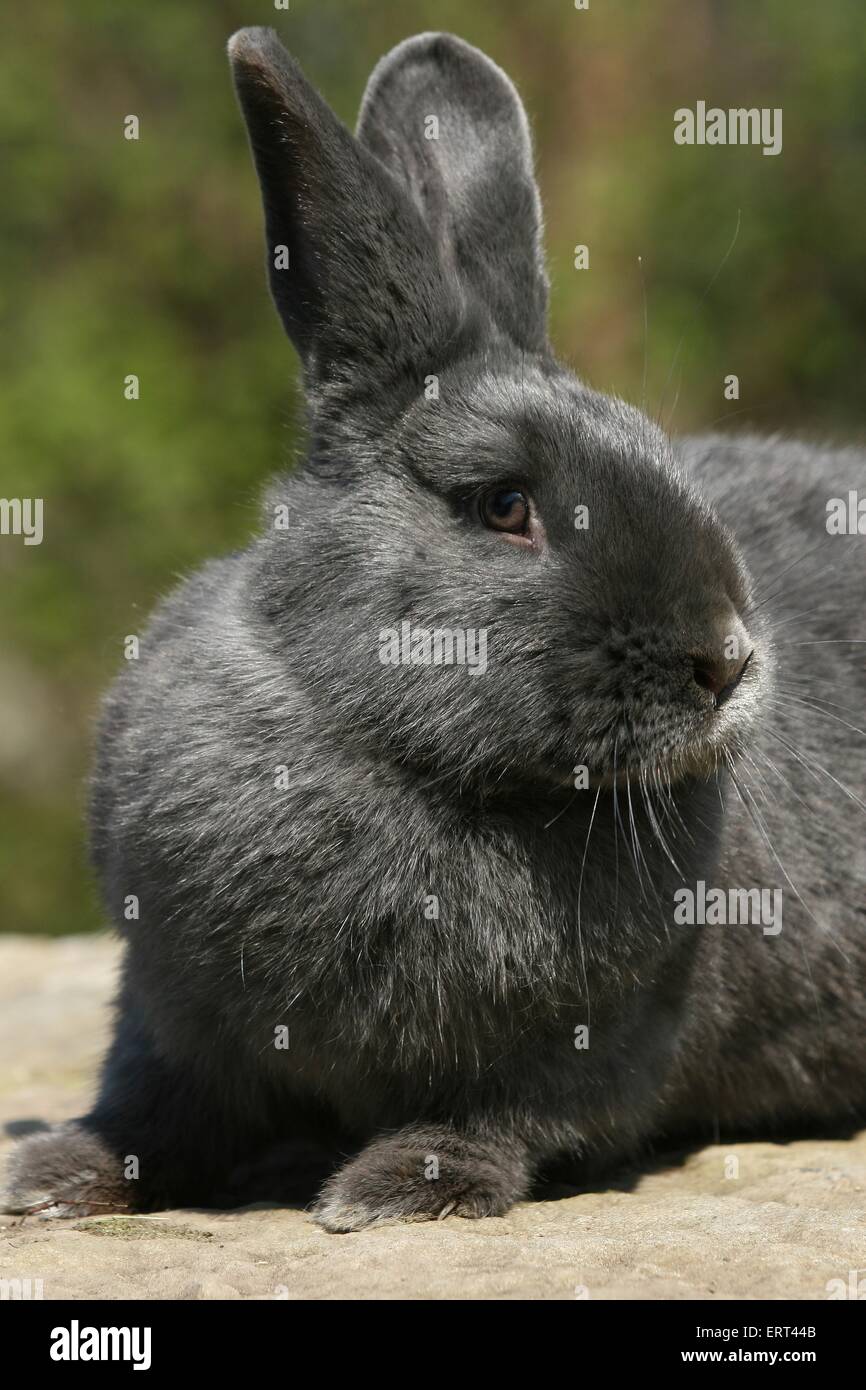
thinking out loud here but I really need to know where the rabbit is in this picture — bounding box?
[5,27,865,1233]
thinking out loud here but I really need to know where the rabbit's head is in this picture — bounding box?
[229,29,768,792]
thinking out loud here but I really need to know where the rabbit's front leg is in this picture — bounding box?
[4,1008,248,1217]
[311,1124,530,1233]
[3,1120,131,1219]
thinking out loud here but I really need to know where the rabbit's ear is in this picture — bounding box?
[228,28,466,392]
[356,33,549,354]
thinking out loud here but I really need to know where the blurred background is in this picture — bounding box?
[1,0,864,935]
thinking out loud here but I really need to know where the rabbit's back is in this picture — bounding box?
[666,433,866,1131]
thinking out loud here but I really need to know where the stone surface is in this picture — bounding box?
[0,934,863,1300]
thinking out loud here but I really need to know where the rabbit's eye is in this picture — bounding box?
[480,488,530,535]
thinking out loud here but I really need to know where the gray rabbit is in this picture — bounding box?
[5,29,865,1232]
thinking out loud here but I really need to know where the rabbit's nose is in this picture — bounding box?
[692,648,752,708]
[691,614,752,709]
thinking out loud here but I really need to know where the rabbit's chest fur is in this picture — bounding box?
[95,583,720,1142]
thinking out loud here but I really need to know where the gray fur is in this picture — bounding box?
[4,30,864,1229]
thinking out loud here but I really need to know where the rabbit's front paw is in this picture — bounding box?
[2,1122,130,1219]
[311,1125,529,1233]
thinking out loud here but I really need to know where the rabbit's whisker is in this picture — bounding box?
[724,752,825,937]
[576,786,602,1022]
[638,254,649,414]
[773,689,866,740]
[759,605,826,634]
[743,535,829,611]
[775,683,865,719]
[745,541,863,624]
[748,743,813,815]
[764,723,866,818]
[656,208,741,429]
[639,769,683,875]
[611,738,623,923]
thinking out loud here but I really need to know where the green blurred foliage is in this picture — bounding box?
[1,0,864,933]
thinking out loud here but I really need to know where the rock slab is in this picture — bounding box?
[1,934,863,1300]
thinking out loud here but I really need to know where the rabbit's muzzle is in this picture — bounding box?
[576,605,762,782]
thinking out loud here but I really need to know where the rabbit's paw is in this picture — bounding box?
[2,1122,131,1219]
[311,1125,529,1233]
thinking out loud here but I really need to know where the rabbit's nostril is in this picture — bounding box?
[693,650,752,708]
[693,660,726,697]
